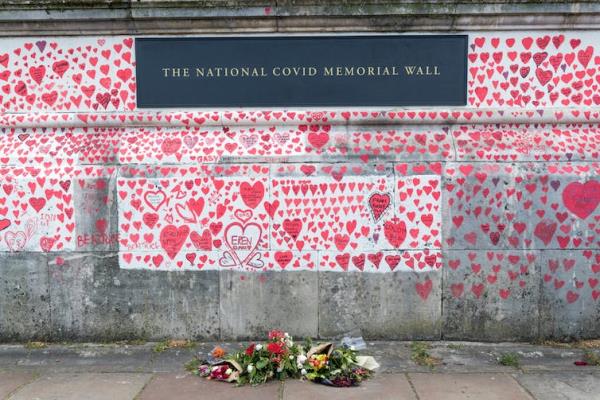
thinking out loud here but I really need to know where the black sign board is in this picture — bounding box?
[135,35,467,107]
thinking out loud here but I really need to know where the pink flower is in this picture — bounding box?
[268,330,285,340]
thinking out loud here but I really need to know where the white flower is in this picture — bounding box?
[350,346,356,351]
[268,371,274,377]
[289,355,294,360]
[255,344,263,351]
[284,332,290,338]
[247,365,254,373]
[297,363,303,369]
[301,369,307,375]
[225,368,232,375]
[297,355,307,364]
[277,366,283,372]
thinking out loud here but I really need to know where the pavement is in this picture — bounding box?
[0,341,598,399]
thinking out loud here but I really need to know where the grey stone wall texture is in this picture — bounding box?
[0,1,599,341]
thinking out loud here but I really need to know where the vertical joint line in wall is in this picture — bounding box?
[217,116,226,341]
[439,159,445,340]
[217,260,222,341]
[441,123,453,340]
[448,124,458,160]
[46,252,52,340]
[113,168,120,267]
[268,163,272,259]
[275,0,280,32]
[126,0,134,33]
[537,249,543,341]
[315,147,320,337]
[315,213,322,336]
[391,157,402,339]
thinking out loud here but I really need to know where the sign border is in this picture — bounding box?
[135,34,468,108]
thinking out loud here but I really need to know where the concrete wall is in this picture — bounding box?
[0,30,599,341]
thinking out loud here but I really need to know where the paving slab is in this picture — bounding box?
[514,372,600,400]
[409,373,533,400]
[283,374,417,400]
[136,373,280,400]
[10,344,154,373]
[8,373,151,400]
[0,372,36,399]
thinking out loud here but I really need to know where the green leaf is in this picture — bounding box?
[256,358,269,370]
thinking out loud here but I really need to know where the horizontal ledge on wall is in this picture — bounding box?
[1,5,600,35]
[1,108,599,129]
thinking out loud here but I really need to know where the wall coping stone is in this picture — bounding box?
[1,1,600,36]
[0,108,598,129]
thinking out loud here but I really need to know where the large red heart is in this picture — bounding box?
[161,138,181,155]
[190,229,212,251]
[562,180,600,219]
[274,251,293,269]
[307,131,329,149]
[160,225,190,259]
[239,182,264,209]
[187,198,204,217]
[368,193,391,222]
[534,220,557,245]
[383,218,407,248]
[40,236,55,252]
[415,279,433,300]
[0,218,10,232]
[29,197,46,213]
[282,218,302,240]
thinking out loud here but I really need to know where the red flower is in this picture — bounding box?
[245,343,256,356]
[209,365,231,380]
[267,341,285,355]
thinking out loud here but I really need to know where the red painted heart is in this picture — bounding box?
[368,192,391,222]
[562,180,600,219]
[160,224,190,259]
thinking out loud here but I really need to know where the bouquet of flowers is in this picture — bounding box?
[187,330,378,387]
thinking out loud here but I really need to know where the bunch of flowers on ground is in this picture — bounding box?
[186,330,378,387]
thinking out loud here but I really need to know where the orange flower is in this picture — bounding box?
[211,346,226,358]
[309,354,328,370]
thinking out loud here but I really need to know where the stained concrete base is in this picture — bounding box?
[514,372,600,400]
[137,373,281,400]
[0,372,35,399]
[7,373,152,400]
[283,375,416,400]
[409,373,533,400]
[1,251,598,342]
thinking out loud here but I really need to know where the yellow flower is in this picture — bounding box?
[309,354,329,370]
